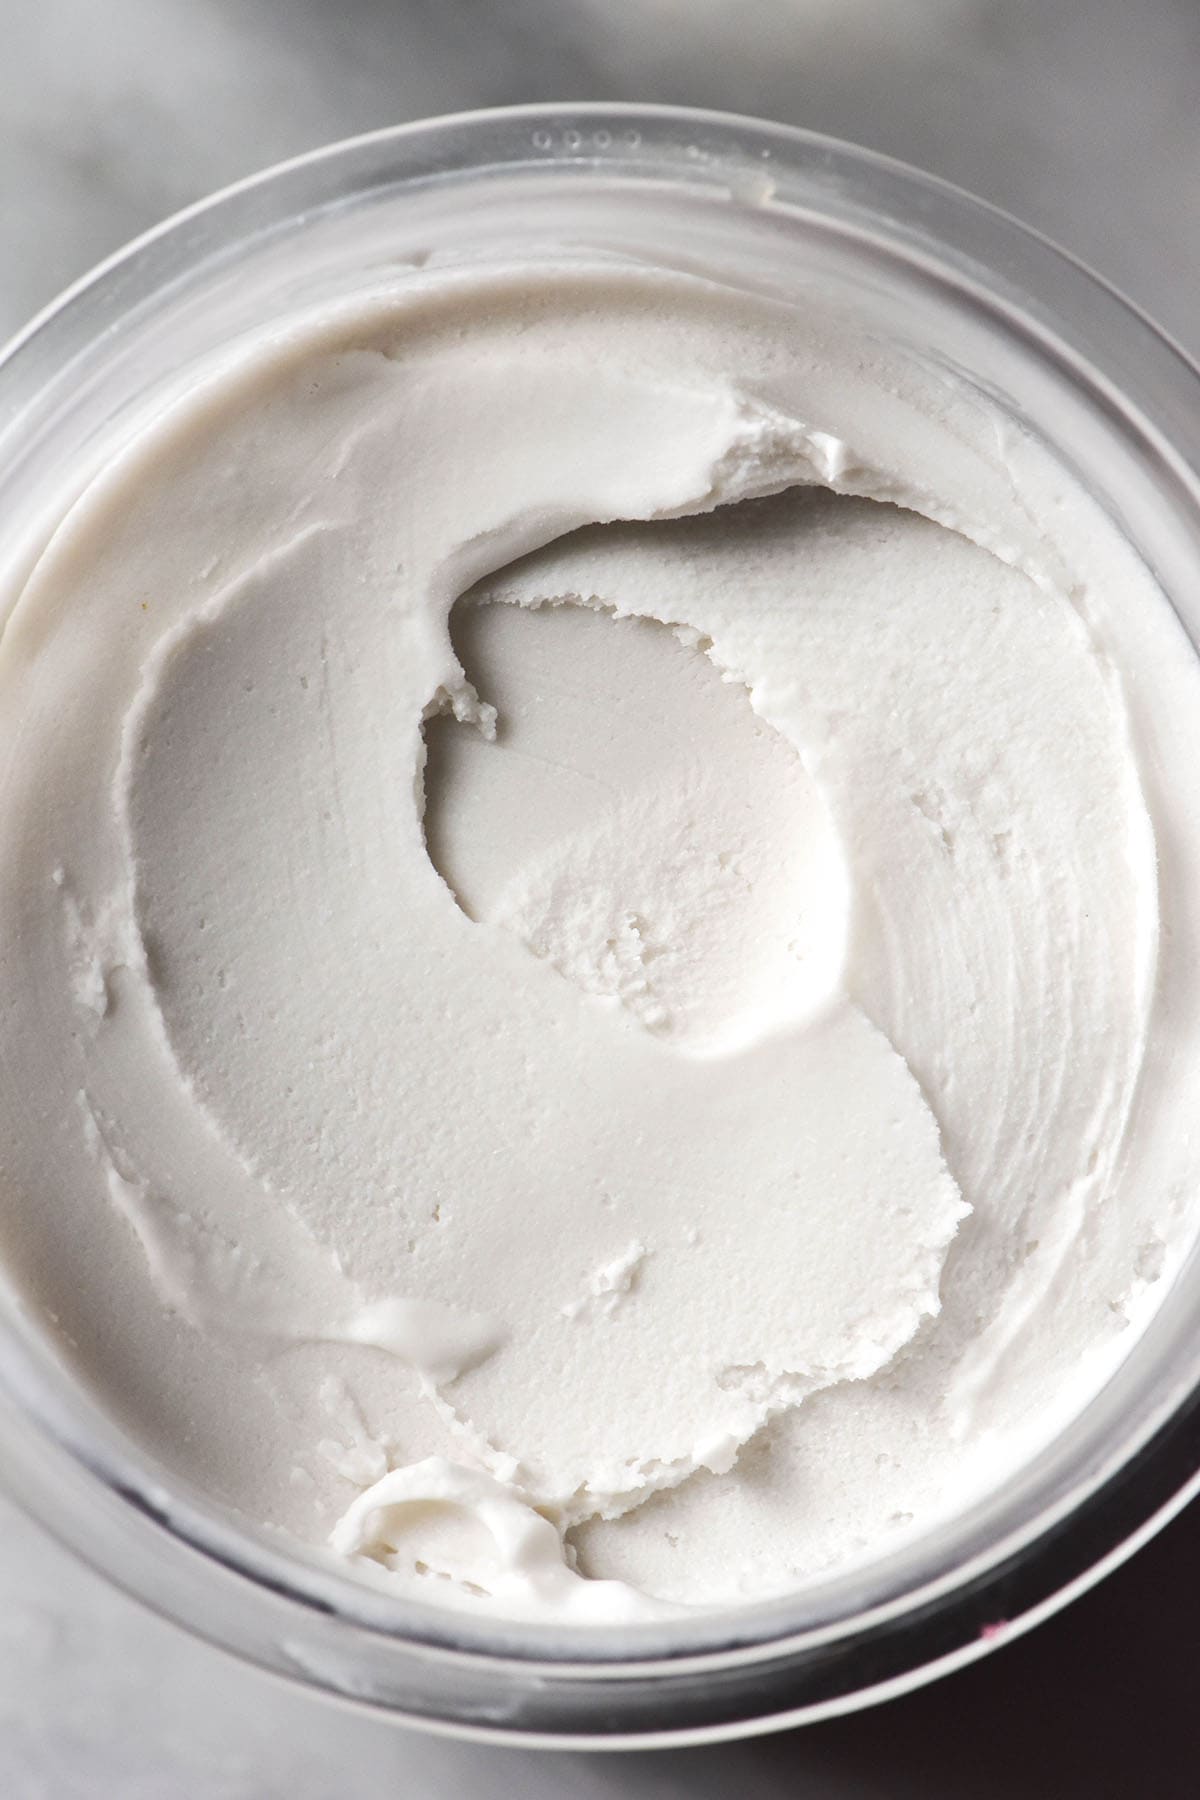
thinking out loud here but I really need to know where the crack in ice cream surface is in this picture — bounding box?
[0,262,1186,1619]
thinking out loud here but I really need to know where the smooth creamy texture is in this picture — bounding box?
[0,264,1196,1618]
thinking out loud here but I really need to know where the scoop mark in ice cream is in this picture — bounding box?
[422,586,848,1047]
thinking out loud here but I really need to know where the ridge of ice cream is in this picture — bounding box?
[0,262,1196,1619]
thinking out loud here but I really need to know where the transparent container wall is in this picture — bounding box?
[2,107,1200,1743]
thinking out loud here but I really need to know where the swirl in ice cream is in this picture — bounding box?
[0,263,1193,1619]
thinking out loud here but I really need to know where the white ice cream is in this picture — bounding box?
[0,262,1196,1619]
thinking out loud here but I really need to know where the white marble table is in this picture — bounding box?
[2,2,1198,1793]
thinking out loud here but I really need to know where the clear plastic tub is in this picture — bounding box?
[1,103,1199,1747]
